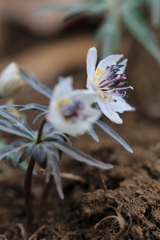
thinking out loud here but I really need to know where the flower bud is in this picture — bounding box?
[0,62,27,98]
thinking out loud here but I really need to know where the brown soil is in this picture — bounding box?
[0,25,160,240]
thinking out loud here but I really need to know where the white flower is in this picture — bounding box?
[86,47,135,124]
[0,62,27,98]
[46,77,101,135]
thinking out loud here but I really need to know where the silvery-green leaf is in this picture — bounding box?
[42,123,54,132]
[87,128,99,142]
[10,152,19,167]
[11,140,30,148]
[19,103,48,112]
[43,130,71,145]
[96,120,133,153]
[20,117,35,134]
[0,109,36,139]
[12,124,35,139]
[0,141,32,165]
[32,144,47,167]
[33,3,84,14]
[44,142,60,159]
[0,140,7,151]
[0,104,23,109]
[18,143,35,164]
[122,8,160,63]
[46,149,63,199]
[51,140,113,170]
[0,109,22,124]
[147,0,160,27]
[33,112,46,124]
[95,13,121,58]
[64,2,93,20]
[20,69,52,99]
[0,119,33,139]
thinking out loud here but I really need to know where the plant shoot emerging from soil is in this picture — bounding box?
[0,47,134,231]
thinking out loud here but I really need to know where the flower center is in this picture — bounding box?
[56,98,84,121]
[94,63,133,101]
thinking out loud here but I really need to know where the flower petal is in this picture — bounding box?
[97,96,123,124]
[86,47,97,90]
[97,54,124,71]
[47,89,101,136]
[118,58,128,74]
[52,76,73,101]
[108,97,136,114]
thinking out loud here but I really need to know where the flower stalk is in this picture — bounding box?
[24,118,46,231]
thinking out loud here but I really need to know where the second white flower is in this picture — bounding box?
[46,77,101,135]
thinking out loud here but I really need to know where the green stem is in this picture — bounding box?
[24,118,46,232]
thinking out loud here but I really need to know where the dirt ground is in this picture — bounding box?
[0,24,160,240]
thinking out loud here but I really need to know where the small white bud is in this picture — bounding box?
[0,62,27,98]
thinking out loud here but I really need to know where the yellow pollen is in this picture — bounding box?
[93,77,97,81]
[96,68,104,76]
[98,90,104,94]
[109,99,112,103]
[60,98,69,104]
[95,82,100,86]
[56,98,69,108]
[55,103,60,108]
[109,96,113,99]
[98,90,105,99]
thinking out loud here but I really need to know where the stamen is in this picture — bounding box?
[98,90,104,94]
[61,98,70,104]
[93,77,97,81]
[96,68,104,76]
[56,98,69,108]
[98,90,105,99]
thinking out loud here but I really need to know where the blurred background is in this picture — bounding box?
[0,0,159,234]
[0,0,159,120]
[0,0,159,176]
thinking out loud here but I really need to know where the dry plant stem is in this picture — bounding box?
[24,118,46,232]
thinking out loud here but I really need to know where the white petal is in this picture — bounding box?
[70,89,98,105]
[109,97,135,113]
[86,47,97,77]
[118,58,128,74]
[97,96,123,124]
[47,88,101,136]
[86,77,94,90]
[47,108,98,135]
[97,54,124,71]
[86,47,97,89]
[52,76,73,101]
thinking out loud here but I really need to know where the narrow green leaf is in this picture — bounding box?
[96,120,133,153]
[95,14,121,59]
[51,140,113,170]
[122,8,160,63]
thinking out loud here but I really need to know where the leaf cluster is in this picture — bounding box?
[34,0,160,63]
